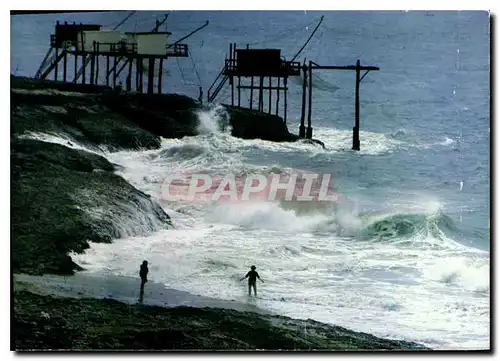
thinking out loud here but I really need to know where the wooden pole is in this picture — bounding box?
[106,55,110,86]
[95,53,99,85]
[148,58,155,94]
[307,61,313,139]
[249,76,253,110]
[140,58,143,93]
[231,75,234,106]
[90,42,96,85]
[237,76,241,107]
[268,76,272,114]
[82,54,86,84]
[237,85,288,90]
[54,48,58,81]
[74,54,78,84]
[80,26,85,84]
[94,51,99,85]
[63,49,67,82]
[299,65,307,137]
[113,56,117,88]
[230,43,234,106]
[284,76,288,124]
[258,76,264,112]
[276,77,280,116]
[353,59,361,150]
[127,57,132,92]
[158,58,163,94]
[136,57,140,91]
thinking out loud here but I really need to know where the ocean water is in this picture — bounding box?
[11,11,490,349]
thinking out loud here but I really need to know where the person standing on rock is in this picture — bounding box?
[139,260,149,303]
[240,265,264,296]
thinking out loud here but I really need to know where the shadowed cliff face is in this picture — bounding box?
[11,75,305,144]
[11,138,172,275]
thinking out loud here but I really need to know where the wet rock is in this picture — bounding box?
[11,138,171,275]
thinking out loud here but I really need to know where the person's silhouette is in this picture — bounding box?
[240,265,264,296]
[139,260,149,303]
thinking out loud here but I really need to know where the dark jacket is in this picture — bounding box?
[140,264,148,280]
[245,270,260,284]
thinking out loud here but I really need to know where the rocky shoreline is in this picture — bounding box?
[11,75,429,350]
[13,276,429,351]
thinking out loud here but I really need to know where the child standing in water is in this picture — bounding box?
[240,265,264,296]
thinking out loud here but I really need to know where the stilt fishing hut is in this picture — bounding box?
[207,15,380,151]
[208,44,301,124]
[34,12,208,95]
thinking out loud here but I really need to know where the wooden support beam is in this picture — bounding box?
[116,59,130,77]
[284,76,288,124]
[74,54,78,84]
[82,54,86,84]
[91,42,97,84]
[95,54,99,84]
[136,58,140,91]
[231,76,234,106]
[54,48,59,81]
[158,58,163,94]
[258,76,264,112]
[127,58,132,91]
[113,56,117,88]
[139,58,143,92]
[90,54,95,85]
[275,77,280,116]
[353,59,361,151]
[307,61,313,139]
[268,76,272,114]
[237,76,241,107]
[237,85,288,90]
[299,65,307,138]
[147,58,155,94]
[249,76,253,110]
[310,61,379,71]
[106,56,110,86]
[63,50,67,82]
[306,59,380,150]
